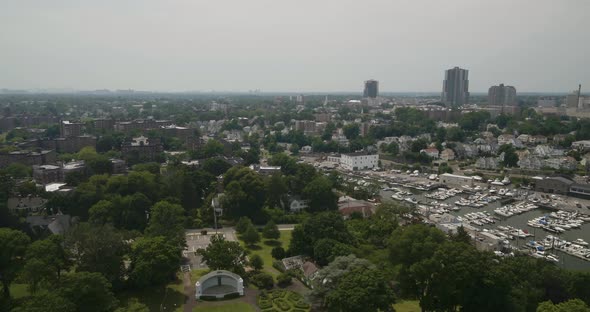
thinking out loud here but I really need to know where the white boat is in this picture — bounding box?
[404,197,418,204]
[391,194,404,200]
[546,255,559,263]
[574,239,589,246]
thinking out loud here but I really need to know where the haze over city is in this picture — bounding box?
[1,0,589,93]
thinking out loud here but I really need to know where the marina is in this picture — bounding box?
[377,180,590,270]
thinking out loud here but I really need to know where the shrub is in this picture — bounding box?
[287,291,303,302]
[236,217,253,234]
[276,272,292,287]
[272,260,285,272]
[271,246,286,260]
[270,289,286,298]
[273,298,291,312]
[294,301,310,309]
[258,299,273,310]
[250,254,264,271]
[251,272,274,289]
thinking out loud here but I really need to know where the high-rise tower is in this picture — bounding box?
[363,80,379,98]
[442,67,469,106]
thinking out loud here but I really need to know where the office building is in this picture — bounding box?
[442,67,469,106]
[488,84,517,106]
[363,80,379,98]
[340,152,379,171]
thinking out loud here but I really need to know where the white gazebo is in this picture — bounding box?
[195,270,244,299]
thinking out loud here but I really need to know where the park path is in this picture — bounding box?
[183,271,196,312]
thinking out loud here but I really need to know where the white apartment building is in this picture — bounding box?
[340,153,379,171]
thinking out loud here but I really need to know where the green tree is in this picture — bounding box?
[128,236,182,288]
[312,255,374,302]
[1,163,31,178]
[65,223,127,286]
[243,224,261,246]
[343,124,360,139]
[250,272,274,289]
[236,216,254,234]
[276,272,292,287]
[271,247,286,260]
[302,175,337,212]
[289,212,353,258]
[115,298,149,312]
[89,199,115,225]
[146,200,186,244]
[23,235,70,292]
[0,228,30,298]
[250,254,264,271]
[324,266,395,312]
[12,291,75,312]
[203,139,225,157]
[388,224,446,305]
[222,167,266,221]
[262,220,280,240]
[58,272,118,312]
[266,173,288,209]
[498,144,519,168]
[537,299,590,312]
[197,234,246,274]
[313,238,353,266]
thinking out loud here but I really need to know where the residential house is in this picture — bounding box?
[534,145,564,158]
[420,148,439,159]
[517,134,532,144]
[544,156,577,171]
[518,156,543,170]
[553,134,567,144]
[287,196,309,212]
[497,134,515,146]
[440,148,455,161]
[338,196,375,219]
[533,135,548,144]
[475,157,499,170]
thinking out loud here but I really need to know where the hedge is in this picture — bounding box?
[273,298,291,312]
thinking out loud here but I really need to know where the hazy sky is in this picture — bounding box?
[1,0,589,93]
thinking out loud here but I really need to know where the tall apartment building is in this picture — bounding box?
[363,80,379,98]
[60,121,83,137]
[488,84,517,106]
[442,67,469,106]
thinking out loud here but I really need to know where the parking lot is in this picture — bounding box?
[184,228,238,269]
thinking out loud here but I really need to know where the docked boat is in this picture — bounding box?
[404,197,418,204]
[391,194,404,201]
[546,254,559,263]
[574,239,589,247]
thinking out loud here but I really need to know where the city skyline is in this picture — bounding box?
[1,0,589,92]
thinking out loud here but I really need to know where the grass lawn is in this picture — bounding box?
[193,302,256,312]
[394,300,421,312]
[9,284,30,299]
[118,273,186,312]
[239,230,292,277]
[190,268,210,283]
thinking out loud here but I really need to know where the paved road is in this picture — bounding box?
[182,271,196,312]
[184,225,296,268]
